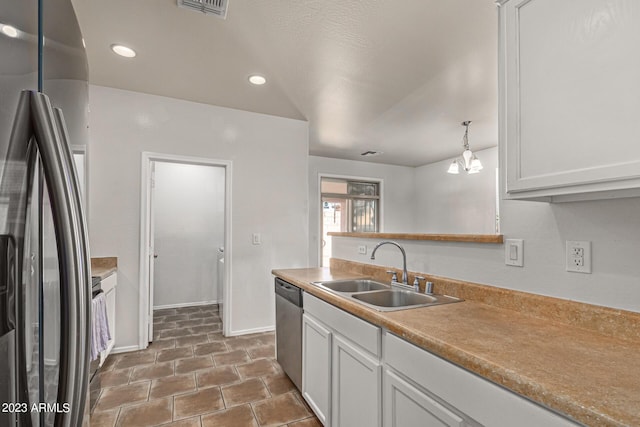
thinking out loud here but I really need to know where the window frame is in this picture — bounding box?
[318,174,384,266]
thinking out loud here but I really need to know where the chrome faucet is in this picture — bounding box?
[370,241,408,286]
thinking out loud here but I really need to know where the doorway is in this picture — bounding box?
[319,176,381,266]
[139,153,232,349]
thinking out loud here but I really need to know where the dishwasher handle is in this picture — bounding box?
[275,278,303,307]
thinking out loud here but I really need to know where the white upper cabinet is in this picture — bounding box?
[499,0,640,201]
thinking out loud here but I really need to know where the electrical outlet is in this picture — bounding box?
[566,241,591,273]
[358,245,367,255]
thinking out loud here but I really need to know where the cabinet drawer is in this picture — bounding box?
[304,293,380,358]
[101,273,117,293]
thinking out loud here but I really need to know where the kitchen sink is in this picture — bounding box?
[314,279,390,293]
[351,289,461,311]
[352,289,437,306]
[312,279,462,311]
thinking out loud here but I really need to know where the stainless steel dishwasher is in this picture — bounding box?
[274,277,303,391]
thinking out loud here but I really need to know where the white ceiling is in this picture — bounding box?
[71,0,498,167]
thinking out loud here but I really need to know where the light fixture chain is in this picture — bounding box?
[462,121,471,150]
[447,120,482,175]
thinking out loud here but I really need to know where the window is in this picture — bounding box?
[320,177,380,266]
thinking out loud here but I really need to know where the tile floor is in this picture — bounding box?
[90,304,320,427]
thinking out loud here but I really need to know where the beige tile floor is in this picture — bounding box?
[91,305,321,427]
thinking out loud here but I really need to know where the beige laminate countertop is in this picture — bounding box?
[91,257,117,280]
[328,231,504,244]
[272,267,640,427]
[91,266,116,280]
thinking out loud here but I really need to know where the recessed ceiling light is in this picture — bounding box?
[1,25,18,38]
[111,44,136,58]
[248,74,266,85]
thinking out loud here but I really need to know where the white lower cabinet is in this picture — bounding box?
[302,313,332,425]
[383,332,578,427]
[384,368,467,427]
[99,273,117,366]
[332,335,381,427]
[301,293,579,427]
[302,293,382,427]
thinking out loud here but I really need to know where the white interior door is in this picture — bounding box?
[152,162,225,309]
[148,161,156,341]
[140,153,231,348]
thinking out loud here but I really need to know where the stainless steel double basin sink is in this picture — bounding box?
[311,279,461,311]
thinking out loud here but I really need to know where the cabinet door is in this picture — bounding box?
[105,286,116,351]
[501,0,640,200]
[302,313,332,426]
[384,369,466,427]
[332,335,381,427]
[99,274,117,366]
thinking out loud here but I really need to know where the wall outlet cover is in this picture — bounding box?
[358,245,367,255]
[566,240,591,273]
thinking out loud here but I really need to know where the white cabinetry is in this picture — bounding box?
[332,335,381,427]
[500,0,640,201]
[384,369,466,427]
[302,313,332,425]
[383,332,578,427]
[99,272,117,366]
[302,293,381,427]
[299,291,578,426]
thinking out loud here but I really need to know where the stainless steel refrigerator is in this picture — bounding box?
[0,0,91,425]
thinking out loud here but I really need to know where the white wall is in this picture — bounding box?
[333,195,640,313]
[308,155,416,266]
[309,151,500,265]
[153,162,225,309]
[414,147,498,234]
[88,85,309,349]
[44,79,90,149]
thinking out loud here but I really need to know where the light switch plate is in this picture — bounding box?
[252,233,261,245]
[505,239,524,267]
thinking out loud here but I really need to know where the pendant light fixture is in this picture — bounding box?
[447,120,483,174]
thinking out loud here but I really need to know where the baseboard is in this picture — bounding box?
[111,345,139,354]
[226,325,275,337]
[153,300,218,310]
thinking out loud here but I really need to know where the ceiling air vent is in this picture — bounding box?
[361,151,382,157]
[178,0,228,19]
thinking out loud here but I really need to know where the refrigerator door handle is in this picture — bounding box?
[53,105,92,424]
[30,91,91,426]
